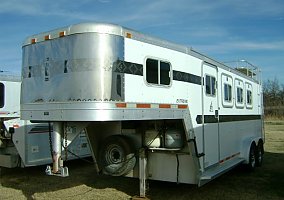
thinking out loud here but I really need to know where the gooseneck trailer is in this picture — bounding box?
[21,22,264,197]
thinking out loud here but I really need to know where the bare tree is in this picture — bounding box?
[263,78,284,118]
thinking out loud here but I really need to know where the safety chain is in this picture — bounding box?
[63,123,68,161]
[48,122,53,160]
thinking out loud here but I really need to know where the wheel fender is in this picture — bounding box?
[241,137,257,164]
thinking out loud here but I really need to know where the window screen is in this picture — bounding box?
[247,90,252,105]
[237,87,243,103]
[224,83,232,102]
[205,75,216,96]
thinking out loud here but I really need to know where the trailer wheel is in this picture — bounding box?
[99,135,136,176]
[255,141,264,167]
[247,143,257,171]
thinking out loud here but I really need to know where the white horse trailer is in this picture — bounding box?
[21,22,264,196]
[0,74,90,169]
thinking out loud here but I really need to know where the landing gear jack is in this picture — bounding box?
[45,122,69,177]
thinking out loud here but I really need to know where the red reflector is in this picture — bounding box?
[159,104,171,109]
[116,103,127,108]
[178,104,188,109]
[136,104,151,108]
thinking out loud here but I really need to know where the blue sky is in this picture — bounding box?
[0,0,283,83]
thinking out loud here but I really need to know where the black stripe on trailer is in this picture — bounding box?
[114,60,202,85]
[196,115,262,124]
[173,70,202,85]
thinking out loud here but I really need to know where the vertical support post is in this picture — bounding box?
[52,122,63,173]
[139,148,147,198]
[45,122,69,177]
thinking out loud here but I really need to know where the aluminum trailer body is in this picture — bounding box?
[21,22,264,196]
[0,74,90,168]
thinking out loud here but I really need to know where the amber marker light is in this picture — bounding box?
[44,35,50,40]
[126,32,132,38]
[31,38,37,44]
[59,31,66,37]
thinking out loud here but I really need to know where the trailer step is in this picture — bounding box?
[199,157,245,186]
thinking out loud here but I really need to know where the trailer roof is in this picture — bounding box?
[0,74,21,82]
[23,22,261,83]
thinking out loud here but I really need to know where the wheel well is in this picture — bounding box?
[257,139,264,153]
[241,138,257,164]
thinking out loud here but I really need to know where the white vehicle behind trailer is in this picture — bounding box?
[21,22,264,197]
[0,74,90,169]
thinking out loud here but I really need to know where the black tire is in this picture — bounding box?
[247,143,257,171]
[99,135,136,176]
[255,141,264,167]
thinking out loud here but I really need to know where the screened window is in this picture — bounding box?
[0,83,4,108]
[247,90,252,105]
[146,58,171,86]
[224,83,232,102]
[205,75,216,96]
[236,87,243,103]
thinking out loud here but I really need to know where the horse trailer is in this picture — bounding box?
[0,74,90,169]
[21,22,264,197]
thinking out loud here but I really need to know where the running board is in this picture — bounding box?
[199,158,245,186]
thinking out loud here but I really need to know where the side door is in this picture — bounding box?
[202,63,219,168]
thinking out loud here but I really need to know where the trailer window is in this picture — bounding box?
[205,75,216,96]
[0,83,4,108]
[236,87,243,103]
[160,61,170,85]
[146,58,171,86]
[224,83,232,102]
[247,90,252,105]
[146,59,158,84]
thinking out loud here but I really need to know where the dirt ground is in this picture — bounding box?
[0,121,283,200]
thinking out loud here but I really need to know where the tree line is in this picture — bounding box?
[263,78,284,118]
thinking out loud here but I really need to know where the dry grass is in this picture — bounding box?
[0,121,284,200]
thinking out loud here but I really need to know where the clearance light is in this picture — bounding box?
[44,35,50,40]
[178,104,188,109]
[31,38,37,44]
[59,31,66,37]
[136,104,151,108]
[126,32,132,38]
[159,104,171,109]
